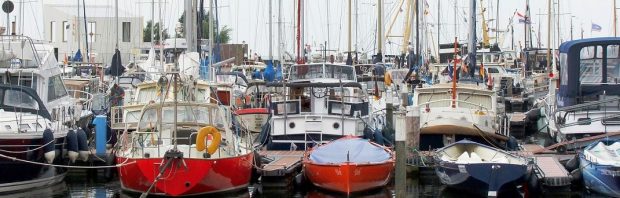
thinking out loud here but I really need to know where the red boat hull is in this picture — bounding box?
[304,161,394,194]
[116,153,253,196]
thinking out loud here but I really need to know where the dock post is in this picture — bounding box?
[406,105,419,173]
[385,89,395,143]
[395,110,406,198]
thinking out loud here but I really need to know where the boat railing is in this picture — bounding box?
[0,35,42,69]
[554,97,620,129]
[66,89,94,113]
[417,99,492,113]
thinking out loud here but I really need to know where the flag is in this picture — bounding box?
[592,23,602,32]
[516,11,530,24]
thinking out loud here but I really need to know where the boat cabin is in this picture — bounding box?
[557,37,620,108]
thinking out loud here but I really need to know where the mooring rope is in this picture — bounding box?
[0,139,56,154]
[0,152,135,169]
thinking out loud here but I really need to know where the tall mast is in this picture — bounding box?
[437,0,440,60]
[115,0,118,49]
[376,0,383,62]
[355,0,358,53]
[209,0,214,79]
[159,0,164,71]
[269,0,273,60]
[151,0,155,68]
[454,0,457,38]
[348,0,352,53]
[468,0,476,78]
[77,0,81,51]
[278,0,282,62]
[296,0,304,64]
[615,0,618,37]
[495,0,499,45]
[546,0,551,72]
[185,0,197,52]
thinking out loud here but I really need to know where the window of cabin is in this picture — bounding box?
[62,21,69,42]
[607,45,620,84]
[47,75,68,102]
[122,22,131,42]
[4,89,38,110]
[579,45,603,84]
[487,67,499,74]
[50,21,57,42]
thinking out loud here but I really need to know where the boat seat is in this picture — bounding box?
[456,152,470,163]
[490,156,509,163]
[469,152,483,163]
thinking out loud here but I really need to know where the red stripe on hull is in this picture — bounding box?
[235,108,269,115]
[303,161,394,194]
[116,153,253,196]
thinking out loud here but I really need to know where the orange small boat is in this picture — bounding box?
[303,136,395,194]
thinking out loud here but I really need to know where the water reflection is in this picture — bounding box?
[0,171,609,198]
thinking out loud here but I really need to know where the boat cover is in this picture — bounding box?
[585,142,620,166]
[309,138,391,164]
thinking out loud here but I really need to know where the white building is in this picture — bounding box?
[43,4,144,65]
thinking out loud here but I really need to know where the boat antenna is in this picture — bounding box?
[452,37,457,108]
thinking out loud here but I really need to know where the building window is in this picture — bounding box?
[50,21,56,42]
[122,22,130,42]
[87,22,96,42]
[62,21,69,42]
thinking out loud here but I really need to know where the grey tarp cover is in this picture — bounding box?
[309,138,390,164]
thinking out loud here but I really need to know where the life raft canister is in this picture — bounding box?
[195,126,222,155]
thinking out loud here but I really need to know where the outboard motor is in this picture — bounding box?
[42,129,56,164]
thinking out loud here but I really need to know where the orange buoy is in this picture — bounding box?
[196,126,222,155]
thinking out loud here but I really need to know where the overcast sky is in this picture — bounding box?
[11,0,619,59]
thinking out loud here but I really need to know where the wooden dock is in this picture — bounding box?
[519,144,572,187]
[533,156,572,187]
[258,150,304,188]
[509,113,527,138]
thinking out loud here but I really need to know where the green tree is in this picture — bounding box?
[177,12,231,44]
[143,20,170,43]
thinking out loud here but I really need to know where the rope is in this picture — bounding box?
[0,139,56,154]
[0,152,134,169]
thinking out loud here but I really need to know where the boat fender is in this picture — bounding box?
[196,126,222,155]
[570,169,582,183]
[66,130,79,163]
[77,128,89,162]
[42,129,56,164]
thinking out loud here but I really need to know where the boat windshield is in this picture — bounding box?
[289,64,355,81]
[3,89,39,110]
[138,104,224,130]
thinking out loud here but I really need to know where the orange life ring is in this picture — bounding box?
[196,126,222,155]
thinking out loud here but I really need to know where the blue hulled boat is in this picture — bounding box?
[580,139,620,197]
[434,140,531,197]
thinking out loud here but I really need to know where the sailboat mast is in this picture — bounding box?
[437,0,440,60]
[348,0,351,53]
[495,0,499,45]
[269,0,273,60]
[278,0,282,62]
[615,0,618,37]
[296,0,303,64]
[77,0,81,51]
[151,0,155,68]
[468,0,476,78]
[355,0,358,54]
[209,0,214,80]
[115,0,118,49]
[377,0,382,62]
[159,0,164,72]
[546,0,551,72]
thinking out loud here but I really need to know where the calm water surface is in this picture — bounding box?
[1,170,604,198]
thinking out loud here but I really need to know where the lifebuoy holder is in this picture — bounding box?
[196,126,222,155]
